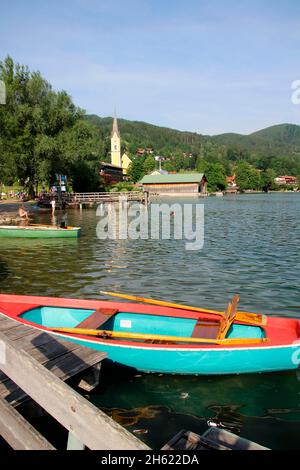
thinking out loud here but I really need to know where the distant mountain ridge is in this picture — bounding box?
[85,115,300,156]
[212,123,300,154]
[85,114,207,155]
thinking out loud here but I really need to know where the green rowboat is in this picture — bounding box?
[0,225,81,238]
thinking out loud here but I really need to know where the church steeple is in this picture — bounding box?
[110,111,121,167]
[111,112,120,138]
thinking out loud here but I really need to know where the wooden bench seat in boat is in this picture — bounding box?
[76,308,118,329]
[192,320,221,339]
[191,295,240,341]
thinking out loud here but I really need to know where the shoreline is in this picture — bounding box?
[0,200,36,214]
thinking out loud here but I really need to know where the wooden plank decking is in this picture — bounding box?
[0,315,106,407]
[0,330,149,450]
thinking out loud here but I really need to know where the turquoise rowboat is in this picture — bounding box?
[0,225,81,238]
[0,294,299,375]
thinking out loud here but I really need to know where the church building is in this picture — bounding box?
[100,113,132,185]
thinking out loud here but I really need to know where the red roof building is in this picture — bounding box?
[275,175,298,185]
[226,174,236,187]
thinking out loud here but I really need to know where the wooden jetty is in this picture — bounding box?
[0,315,269,451]
[70,191,145,204]
[38,191,147,209]
[162,428,269,451]
[0,316,149,450]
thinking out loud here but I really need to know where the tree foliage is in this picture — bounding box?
[0,56,102,195]
[235,162,261,191]
[196,159,226,191]
[127,157,145,183]
[143,155,155,174]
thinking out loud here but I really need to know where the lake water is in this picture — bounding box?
[0,192,300,449]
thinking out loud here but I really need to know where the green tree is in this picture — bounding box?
[235,162,262,191]
[71,161,104,192]
[260,168,276,192]
[143,155,155,174]
[163,161,176,172]
[127,158,145,182]
[0,56,101,196]
[196,159,226,191]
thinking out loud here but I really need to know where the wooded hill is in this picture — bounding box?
[213,123,300,156]
[85,115,300,190]
[86,115,300,158]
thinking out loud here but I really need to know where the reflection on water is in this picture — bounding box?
[1,193,300,449]
[0,258,10,284]
[92,361,300,449]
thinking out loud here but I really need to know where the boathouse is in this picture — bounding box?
[139,173,207,195]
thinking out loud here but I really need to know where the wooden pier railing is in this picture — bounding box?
[38,191,147,208]
[70,191,144,203]
[0,332,149,450]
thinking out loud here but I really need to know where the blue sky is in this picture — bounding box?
[1,0,300,134]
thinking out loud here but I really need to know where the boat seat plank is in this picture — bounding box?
[192,320,221,339]
[76,308,118,329]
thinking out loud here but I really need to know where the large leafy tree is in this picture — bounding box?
[235,162,262,191]
[143,154,155,174]
[0,56,101,196]
[260,168,276,192]
[127,157,145,182]
[196,159,226,191]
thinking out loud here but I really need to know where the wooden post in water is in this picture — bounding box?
[144,190,149,206]
[67,432,85,450]
[78,362,102,392]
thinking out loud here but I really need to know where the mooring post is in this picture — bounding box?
[144,191,149,206]
[78,362,102,392]
[67,432,85,450]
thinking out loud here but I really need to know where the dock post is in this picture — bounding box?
[78,363,102,392]
[144,191,149,206]
[67,432,85,450]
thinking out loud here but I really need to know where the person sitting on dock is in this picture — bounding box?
[18,205,29,220]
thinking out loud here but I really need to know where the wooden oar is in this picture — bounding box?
[100,291,267,326]
[51,327,267,346]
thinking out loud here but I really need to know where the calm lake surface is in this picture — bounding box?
[0,192,300,449]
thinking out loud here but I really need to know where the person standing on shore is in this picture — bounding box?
[50,198,56,216]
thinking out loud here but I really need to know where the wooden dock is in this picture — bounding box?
[0,316,149,450]
[38,191,147,209]
[70,191,145,204]
[0,315,106,408]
